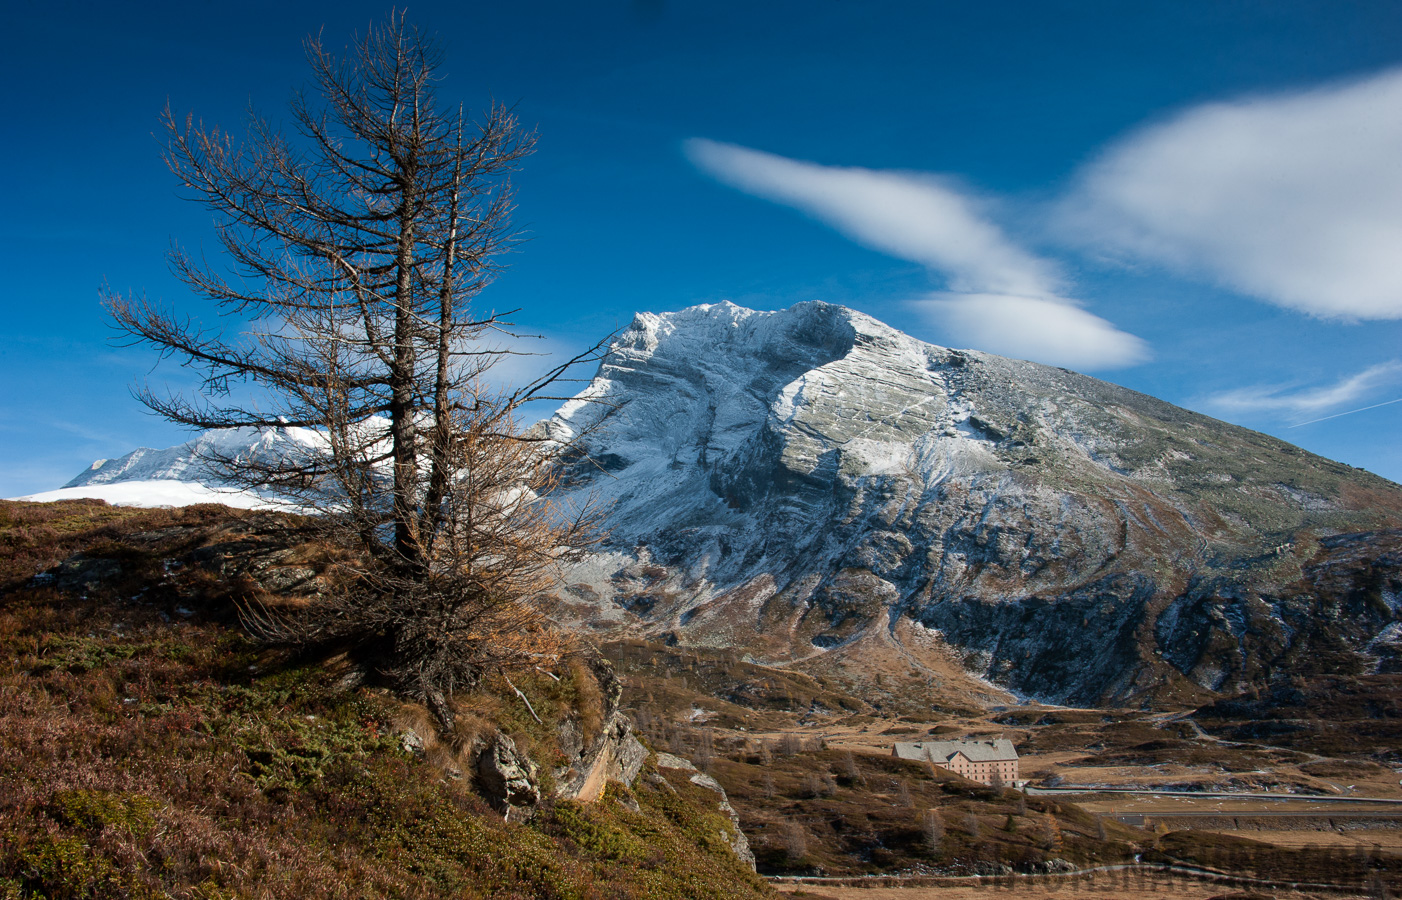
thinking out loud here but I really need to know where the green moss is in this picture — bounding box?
[232,707,399,791]
[34,636,152,674]
[7,831,161,900]
[48,789,159,836]
[551,800,649,862]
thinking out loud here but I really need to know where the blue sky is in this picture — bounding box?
[4,0,1402,496]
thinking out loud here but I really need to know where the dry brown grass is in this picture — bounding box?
[571,657,607,747]
[0,499,233,585]
[0,499,776,900]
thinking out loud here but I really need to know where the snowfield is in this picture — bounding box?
[14,480,275,509]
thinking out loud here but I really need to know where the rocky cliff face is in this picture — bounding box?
[545,301,1402,709]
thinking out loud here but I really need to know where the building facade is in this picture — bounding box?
[892,738,1019,787]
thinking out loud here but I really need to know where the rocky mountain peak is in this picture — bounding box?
[548,301,1402,711]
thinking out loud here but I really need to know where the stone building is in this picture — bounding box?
[892,738,1019,787]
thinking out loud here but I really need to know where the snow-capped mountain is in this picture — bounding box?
[64,426,324,488]
[27,300,1402,709]
[20,427,326,509]
[544,301,1402,708]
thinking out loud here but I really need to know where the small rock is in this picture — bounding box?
[646,772,676,794]
[1035,858,1076,874]
[255,565,318,593]
[53,555,122,590]
[654,752,697,772]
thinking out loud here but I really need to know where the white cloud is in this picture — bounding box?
[685,139,1059,297]
[1202,361,1402,418]
[685,138,1147,369]
[919,293,1149,370]
[1063,68,1402,320]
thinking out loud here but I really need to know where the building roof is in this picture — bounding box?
[892,738,1017,763]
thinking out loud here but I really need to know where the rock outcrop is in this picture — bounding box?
[476,733,541,820]
[471,656,651,817]
[654,753,756,870]
[555,713,648,803]
[554,656,648,802]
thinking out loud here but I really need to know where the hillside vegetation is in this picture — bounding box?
[0,500,771,899]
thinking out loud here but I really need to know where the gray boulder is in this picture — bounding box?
[475,733,540,820]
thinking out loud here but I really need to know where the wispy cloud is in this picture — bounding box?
[1288,397,1402,429]
[1201,361,1402,420]
[686,139,1059,296]
[929,293,1149,371]
[1061,67,1402,320]
[684,138,1149,370]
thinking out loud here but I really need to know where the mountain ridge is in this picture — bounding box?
[543,301,1402,710]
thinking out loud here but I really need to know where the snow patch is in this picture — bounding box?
[840,438,910,476]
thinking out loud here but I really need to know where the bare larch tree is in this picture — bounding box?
[105,14,601,730]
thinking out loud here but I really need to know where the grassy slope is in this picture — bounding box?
[0,500,771,900]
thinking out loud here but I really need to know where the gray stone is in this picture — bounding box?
[253,565,318,593]
[614,729,648,784]
[400,728,425,758]
[654,752,697,772]
[476,733,540,818]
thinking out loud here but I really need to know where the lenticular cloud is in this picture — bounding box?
[685,138,1061,298]
[1062,67,1402,320]
[926,293,1149,371]
[685,138,1148,370]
